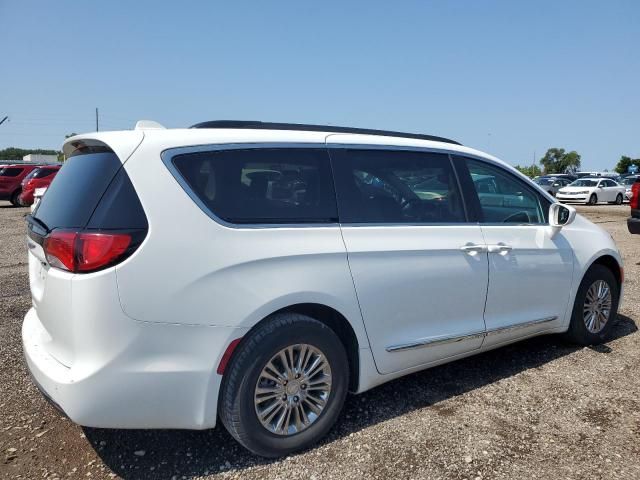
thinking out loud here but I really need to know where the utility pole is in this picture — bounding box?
[0,116,8,126]
[95,108,99,132]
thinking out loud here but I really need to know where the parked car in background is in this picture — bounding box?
[556,177,626,205]
[24,121,623,457]
[534,176,573,196]
[18,165,61,206]
[0,164,43,206]
[620,175,639,202]
[628,177,640,234]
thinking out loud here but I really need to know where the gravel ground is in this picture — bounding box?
[1,201,639,480]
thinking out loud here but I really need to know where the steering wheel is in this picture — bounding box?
[401,197,422,210]
[503,211,531,223]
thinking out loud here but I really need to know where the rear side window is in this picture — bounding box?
[0,167,23,177]
[34,152,145,231]
[32,168,57,179]
[330,149,466,224]
[170,148,338,224]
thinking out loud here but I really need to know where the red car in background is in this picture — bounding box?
[0,164,43,206]
[18,165,62,206]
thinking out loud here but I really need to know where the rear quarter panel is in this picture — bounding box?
[113,137,371,348]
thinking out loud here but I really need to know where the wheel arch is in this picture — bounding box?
[274,303,360,392]
[229,302,361,393]
[589,254,623,291]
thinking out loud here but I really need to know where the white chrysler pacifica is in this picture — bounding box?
[23,121,623,457]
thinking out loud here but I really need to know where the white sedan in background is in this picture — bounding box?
[556,178,626,205]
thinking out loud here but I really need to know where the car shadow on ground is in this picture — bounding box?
[84,314,637,479]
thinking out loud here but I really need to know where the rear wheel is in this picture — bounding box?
[588,193,597,205]
[9,190,21,207]
[219,312,349,457]
[615,193,623,205]
[564,264,619,345]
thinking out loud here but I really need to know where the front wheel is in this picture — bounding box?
[219,312,349,457]
[587,193,598,205]
[564,264,619,345]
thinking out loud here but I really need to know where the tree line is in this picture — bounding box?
[0,147,64,162]
[515,148,639,178]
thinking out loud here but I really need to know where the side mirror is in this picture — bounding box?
[548,203,576,238]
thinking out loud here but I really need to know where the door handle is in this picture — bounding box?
[487,244,513,254]
[460,244,487,255]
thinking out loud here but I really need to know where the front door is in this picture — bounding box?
[328,141,489,375]
[461,157,574,347]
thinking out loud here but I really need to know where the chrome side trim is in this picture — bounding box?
[386,331,485,352]
[386,316,558,353]
[484,315,558,337]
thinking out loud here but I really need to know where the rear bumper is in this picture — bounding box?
[23,306,247,429]
[628,217,640,234]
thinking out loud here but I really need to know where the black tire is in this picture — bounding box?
[219,312,349,457]
[588,193,597,205]
[564,264,619,345]
[9,190,21,207]
[615,194,623,205]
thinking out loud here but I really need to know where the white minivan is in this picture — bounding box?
[23,121,623,457]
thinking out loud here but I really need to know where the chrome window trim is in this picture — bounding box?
[161,142,339,230]
[386,316,558,352]
[339,222,480,228]
[161,141,551,229]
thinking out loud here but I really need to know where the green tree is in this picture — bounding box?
[539,148,581,174]
[515,164,542,178]
[614,155,640,174]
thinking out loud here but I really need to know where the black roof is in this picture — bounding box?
[190,120,461,146]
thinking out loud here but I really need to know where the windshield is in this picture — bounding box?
[570,179,599,187]
[622,177,638,185]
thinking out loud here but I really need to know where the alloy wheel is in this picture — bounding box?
[583,279,612,333]
[254,344,332,436]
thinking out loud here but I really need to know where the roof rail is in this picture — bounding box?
[189,120,461,145]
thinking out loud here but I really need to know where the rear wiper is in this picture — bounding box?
[26,214,50,234]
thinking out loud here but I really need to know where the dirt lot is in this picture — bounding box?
[1,202,639,480]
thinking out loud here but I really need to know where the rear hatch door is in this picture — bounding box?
[26,134,143,365]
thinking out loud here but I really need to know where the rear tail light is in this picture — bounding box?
[631,182,640,210]
[44,230,136,273]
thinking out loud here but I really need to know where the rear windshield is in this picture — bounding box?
[570,179,599,187]
[534,178,553,185]
[32,167,58,179]
[0,167,23,177]
[34,153,122,229]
